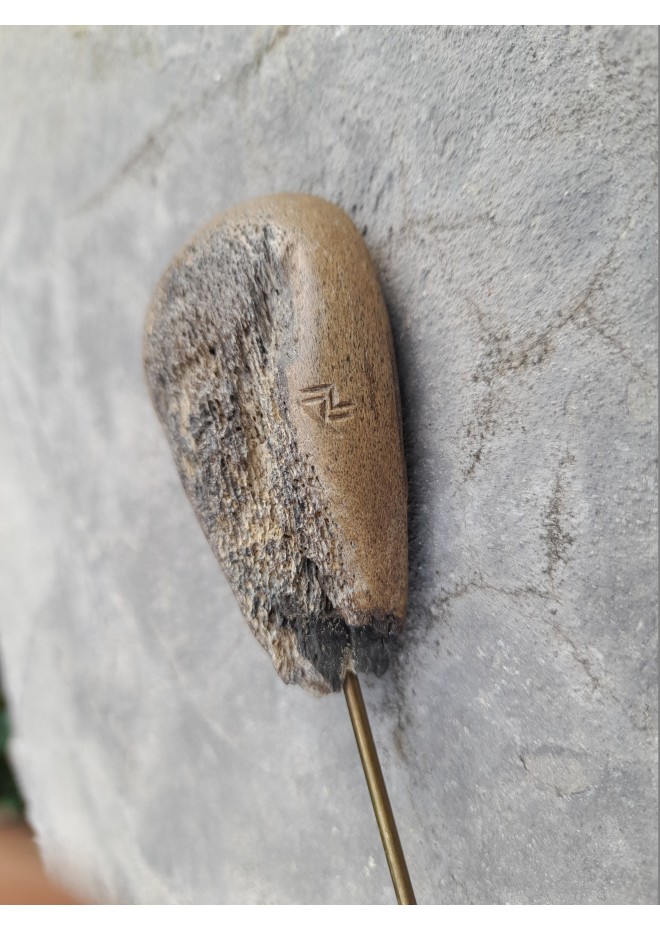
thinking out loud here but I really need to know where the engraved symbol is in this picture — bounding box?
[300,383,356,424]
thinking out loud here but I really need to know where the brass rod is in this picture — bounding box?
[343,670,417,905]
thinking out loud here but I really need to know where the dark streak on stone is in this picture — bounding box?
[542,452,575,580]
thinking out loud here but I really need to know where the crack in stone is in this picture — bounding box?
[249,25,291,75]
[542,452,576,581]
[542,617,656,739]
[462,212,651,479]
[74,26,296,214]
[433,577,557,618]
[549,622,601,694]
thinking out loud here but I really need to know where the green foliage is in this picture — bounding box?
[0,687,25,817]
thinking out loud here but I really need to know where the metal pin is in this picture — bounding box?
[343,671,416,905]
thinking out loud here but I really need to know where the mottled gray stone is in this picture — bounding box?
[0,26,656,904]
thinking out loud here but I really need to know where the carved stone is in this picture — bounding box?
[144,194,408,694]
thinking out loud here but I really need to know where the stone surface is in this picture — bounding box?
[0,26,657,904]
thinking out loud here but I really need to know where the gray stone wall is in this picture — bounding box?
[0,25,657,903]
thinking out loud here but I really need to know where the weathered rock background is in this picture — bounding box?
[0,26,657,904]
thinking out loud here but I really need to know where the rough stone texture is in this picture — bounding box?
[0,26,657,904]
